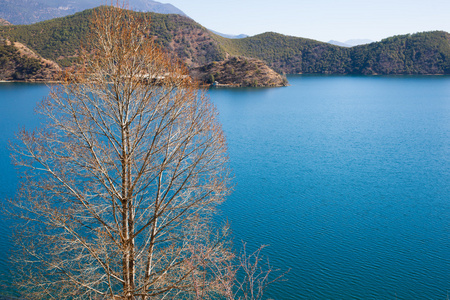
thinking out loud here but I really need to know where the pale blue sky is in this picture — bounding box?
[161,0,450,42]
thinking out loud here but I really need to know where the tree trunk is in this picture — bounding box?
[122,125,135,299]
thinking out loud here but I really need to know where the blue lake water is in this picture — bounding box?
[1,76,450,299]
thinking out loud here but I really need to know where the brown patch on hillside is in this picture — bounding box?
[0,18,11,26]
[1,40,61,81]
[126,14,226,69]
[13,41,61,71]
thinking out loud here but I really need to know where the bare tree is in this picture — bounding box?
[10,5,233,299]
[190,241,288,300]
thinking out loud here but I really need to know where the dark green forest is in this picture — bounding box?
[1,7,449,75]
[349,31,450,74]
[0,9,91,67]
[214,32,351,74]
[215,31,450,74]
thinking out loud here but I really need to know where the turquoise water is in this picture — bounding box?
[1,76,450,299]
[0,83,50,297]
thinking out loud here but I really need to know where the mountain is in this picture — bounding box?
[130,0,186,16]
[328,39,375,47]
[0,8,449,76]
[348,32,450,74]
[0,0,186,25]
[0,8,222,68]
[328,40,351,47]
[213,32,351,74]
[215,31,450,74]
[209,30,248,39]
[345,39,374,46]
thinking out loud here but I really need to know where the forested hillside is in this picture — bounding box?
[0,10,91,67]
[214,31,450,74]
[0,7,449,76]
[213,32,351,74]
[0,41,41,80]
[348,31,450,74]
[0,8,224,68]
[0,40,59,80]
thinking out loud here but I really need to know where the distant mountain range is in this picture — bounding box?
[1,8,449,78]
[328,39,375,47]
[0,0,186,25]
[209,30,248,39]
[328,40,352,47]
[345,39,374,46]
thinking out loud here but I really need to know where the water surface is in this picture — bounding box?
[1,76,450,299]
[210,76,450,300]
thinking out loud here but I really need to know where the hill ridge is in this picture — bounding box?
[0,8,449,76]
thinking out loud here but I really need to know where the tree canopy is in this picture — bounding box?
[11,6,233,299]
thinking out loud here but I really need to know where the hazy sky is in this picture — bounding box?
[161,0,450,42]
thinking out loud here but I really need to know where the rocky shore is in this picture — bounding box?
[190,56,289,88]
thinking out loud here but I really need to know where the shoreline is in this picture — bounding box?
[0,80,62,83]
[1,73,449,85]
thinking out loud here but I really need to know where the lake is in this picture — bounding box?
[1,76,450,299]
